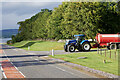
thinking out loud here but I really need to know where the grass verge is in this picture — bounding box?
[50,49,119,75]
[9,40,64,51]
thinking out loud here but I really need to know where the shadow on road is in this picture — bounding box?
[1,44,17,50]
[1,44,16,50]
[1,41,43,50]
[0,54,48,58]
[0,59,64,68]
[13,60,64,67]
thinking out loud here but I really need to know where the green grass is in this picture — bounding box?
[9,40,64,51]
[50,49,119,75]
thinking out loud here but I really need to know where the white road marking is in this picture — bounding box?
[13,49,18,51]
[34,59,39,61]
[28,53,35,55]
[0,64,7,78]
[18,49,24,51]
[43,56,49,57]
[2,50,26,78]
[49,65,75,75]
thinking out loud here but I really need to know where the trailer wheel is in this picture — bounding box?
[118,44,120,49]
[64,45,68,52]
[82,42,91,51]
[68,45,75,52]
[110,44,117,49]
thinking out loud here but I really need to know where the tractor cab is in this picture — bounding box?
[64,34,91,52]
[74,34,85,43]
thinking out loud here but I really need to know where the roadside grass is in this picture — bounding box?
[50,49,119,75]
[9,40,64,51]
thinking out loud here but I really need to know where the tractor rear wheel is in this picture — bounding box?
[82,42,91,51]
[68,45,75,52]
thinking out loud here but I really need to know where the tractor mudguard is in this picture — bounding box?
[80,40,89,44]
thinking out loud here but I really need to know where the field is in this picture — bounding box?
[50,49,119,75]
[9,40,64,51]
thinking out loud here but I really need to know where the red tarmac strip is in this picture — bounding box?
[1,60,25,78]
[0,45,25,78]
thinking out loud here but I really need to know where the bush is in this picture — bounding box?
[7,40,12,44]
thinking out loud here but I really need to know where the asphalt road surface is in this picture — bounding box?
[0,44,96,78]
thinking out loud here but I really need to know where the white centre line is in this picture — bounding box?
[13,49,18,51]
[49,65,75,75]
[28,53,35,55]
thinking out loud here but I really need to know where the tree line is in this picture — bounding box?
[10,2,120,44]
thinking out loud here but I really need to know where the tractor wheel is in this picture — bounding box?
[64,45,68,52]
[110,44,117,49]
[82,42,91,51]
[68,45,75,52]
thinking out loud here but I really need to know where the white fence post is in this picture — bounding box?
[52,49,54,56]
[28,46,30,50]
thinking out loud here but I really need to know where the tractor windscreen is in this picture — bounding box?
[75,36,85,42]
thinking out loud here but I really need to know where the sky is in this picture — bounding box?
[1,1,62,30]
[1,0,118,30]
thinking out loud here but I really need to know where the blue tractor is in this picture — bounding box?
[64,34,91,52]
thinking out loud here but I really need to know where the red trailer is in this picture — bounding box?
[95,33,120,49]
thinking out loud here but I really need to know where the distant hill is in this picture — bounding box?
[0,29,18,38]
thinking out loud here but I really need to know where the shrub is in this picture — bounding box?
[7,40,12,44]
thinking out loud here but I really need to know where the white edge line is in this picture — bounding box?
[3,50,26,78]
[0,64,7,78]
[10,62,26,78]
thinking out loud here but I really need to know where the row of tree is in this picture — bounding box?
[11,2,120,43]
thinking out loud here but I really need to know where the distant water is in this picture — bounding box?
[0,38,11,43]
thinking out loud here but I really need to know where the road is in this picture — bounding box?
[0,44,96,78]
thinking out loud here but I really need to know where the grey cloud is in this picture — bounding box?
[2,2,62,30]
[2,2,61,16]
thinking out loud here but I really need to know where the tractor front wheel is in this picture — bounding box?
[64,45,68,52]
[68,45,75,52]
[82,42,91,51]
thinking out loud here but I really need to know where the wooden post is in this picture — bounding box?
[103,60,106,63]
[97,47,99,54]
[101,49,102,55]
[105,49,106,57]
[110,49,111,58]
[115,49,117,59]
